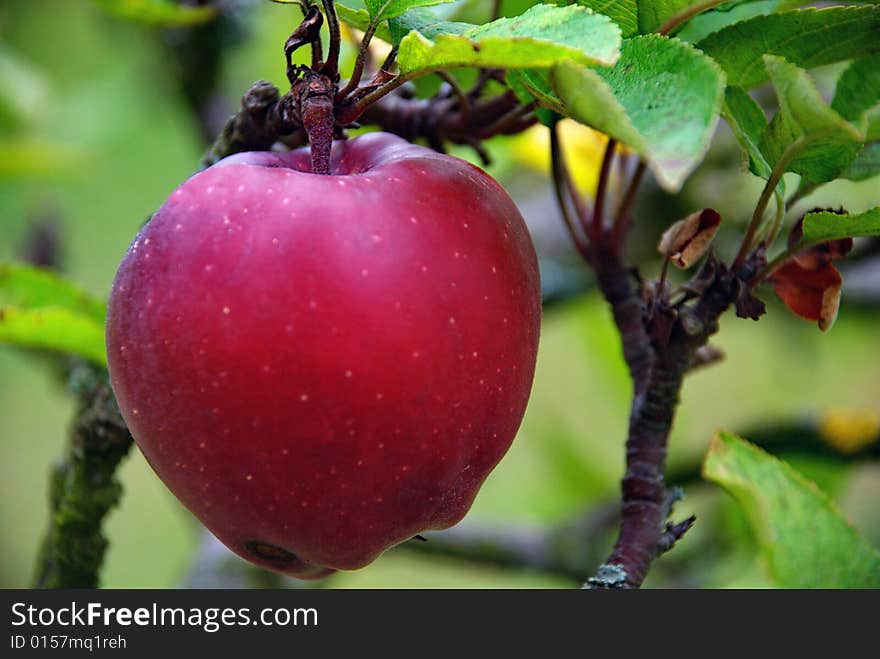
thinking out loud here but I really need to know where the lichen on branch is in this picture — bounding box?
[33,362,133,589]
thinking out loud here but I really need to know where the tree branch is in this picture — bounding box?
[589,262,739,588]
[33,363,133,588]
[398,505,619,582]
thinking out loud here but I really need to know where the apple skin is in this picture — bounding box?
[106,132,541,578]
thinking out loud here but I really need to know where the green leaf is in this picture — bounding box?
[722,85,771,179]
[0,264,106,321]
[677,0,777,44]
[387,7,470,44]
[550,34,725,191]
[703,431,880,588]
[722,85,786,202]
[92,0,216,27]
[0,262,107,365]
[364,0,454,21]
[0,308,108,366]
[800,207,880,244]
[396,4,621,75]
[841,142,880,182]
[832,54,880,138]
[697,6,880,90]
[759,55,864,186]
[638,0,702,34]
[508,69,567,114]
[578,0,638,37]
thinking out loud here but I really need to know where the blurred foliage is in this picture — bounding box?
[0,0,878,588]
[704,431,880,588]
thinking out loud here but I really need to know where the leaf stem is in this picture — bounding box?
[550,122,591,261]
[320,0,341,77]
[478,100,537,138]
[733,136,805,270]
[610,159,646,253]
[593,138,617,245]
[658,0,728,36]
[336,0,393,100]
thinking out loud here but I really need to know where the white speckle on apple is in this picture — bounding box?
[237,185,245,192]
[299,393,309,402]
[448,317,456,325]
[222,306,231,315]
[371,234,382,243]
[344,370,353,378]
[282,197,290,205]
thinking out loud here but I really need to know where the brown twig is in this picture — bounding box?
[592,138,617,245]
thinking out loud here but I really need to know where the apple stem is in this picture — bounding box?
[293,70,337,175]
[302,93,335,175]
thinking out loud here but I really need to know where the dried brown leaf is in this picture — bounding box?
[770,260,842,332]
[658,209,722,269]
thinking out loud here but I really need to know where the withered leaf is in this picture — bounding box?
[770,260,842,332]
[658,209,722,269]
[735,280,766,321]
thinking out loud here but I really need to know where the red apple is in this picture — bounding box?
[106,132,541,578]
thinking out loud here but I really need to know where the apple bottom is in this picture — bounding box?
[152,443,499,580]
[241,540,337,579]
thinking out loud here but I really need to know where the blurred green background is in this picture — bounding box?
[1,0,878,588]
